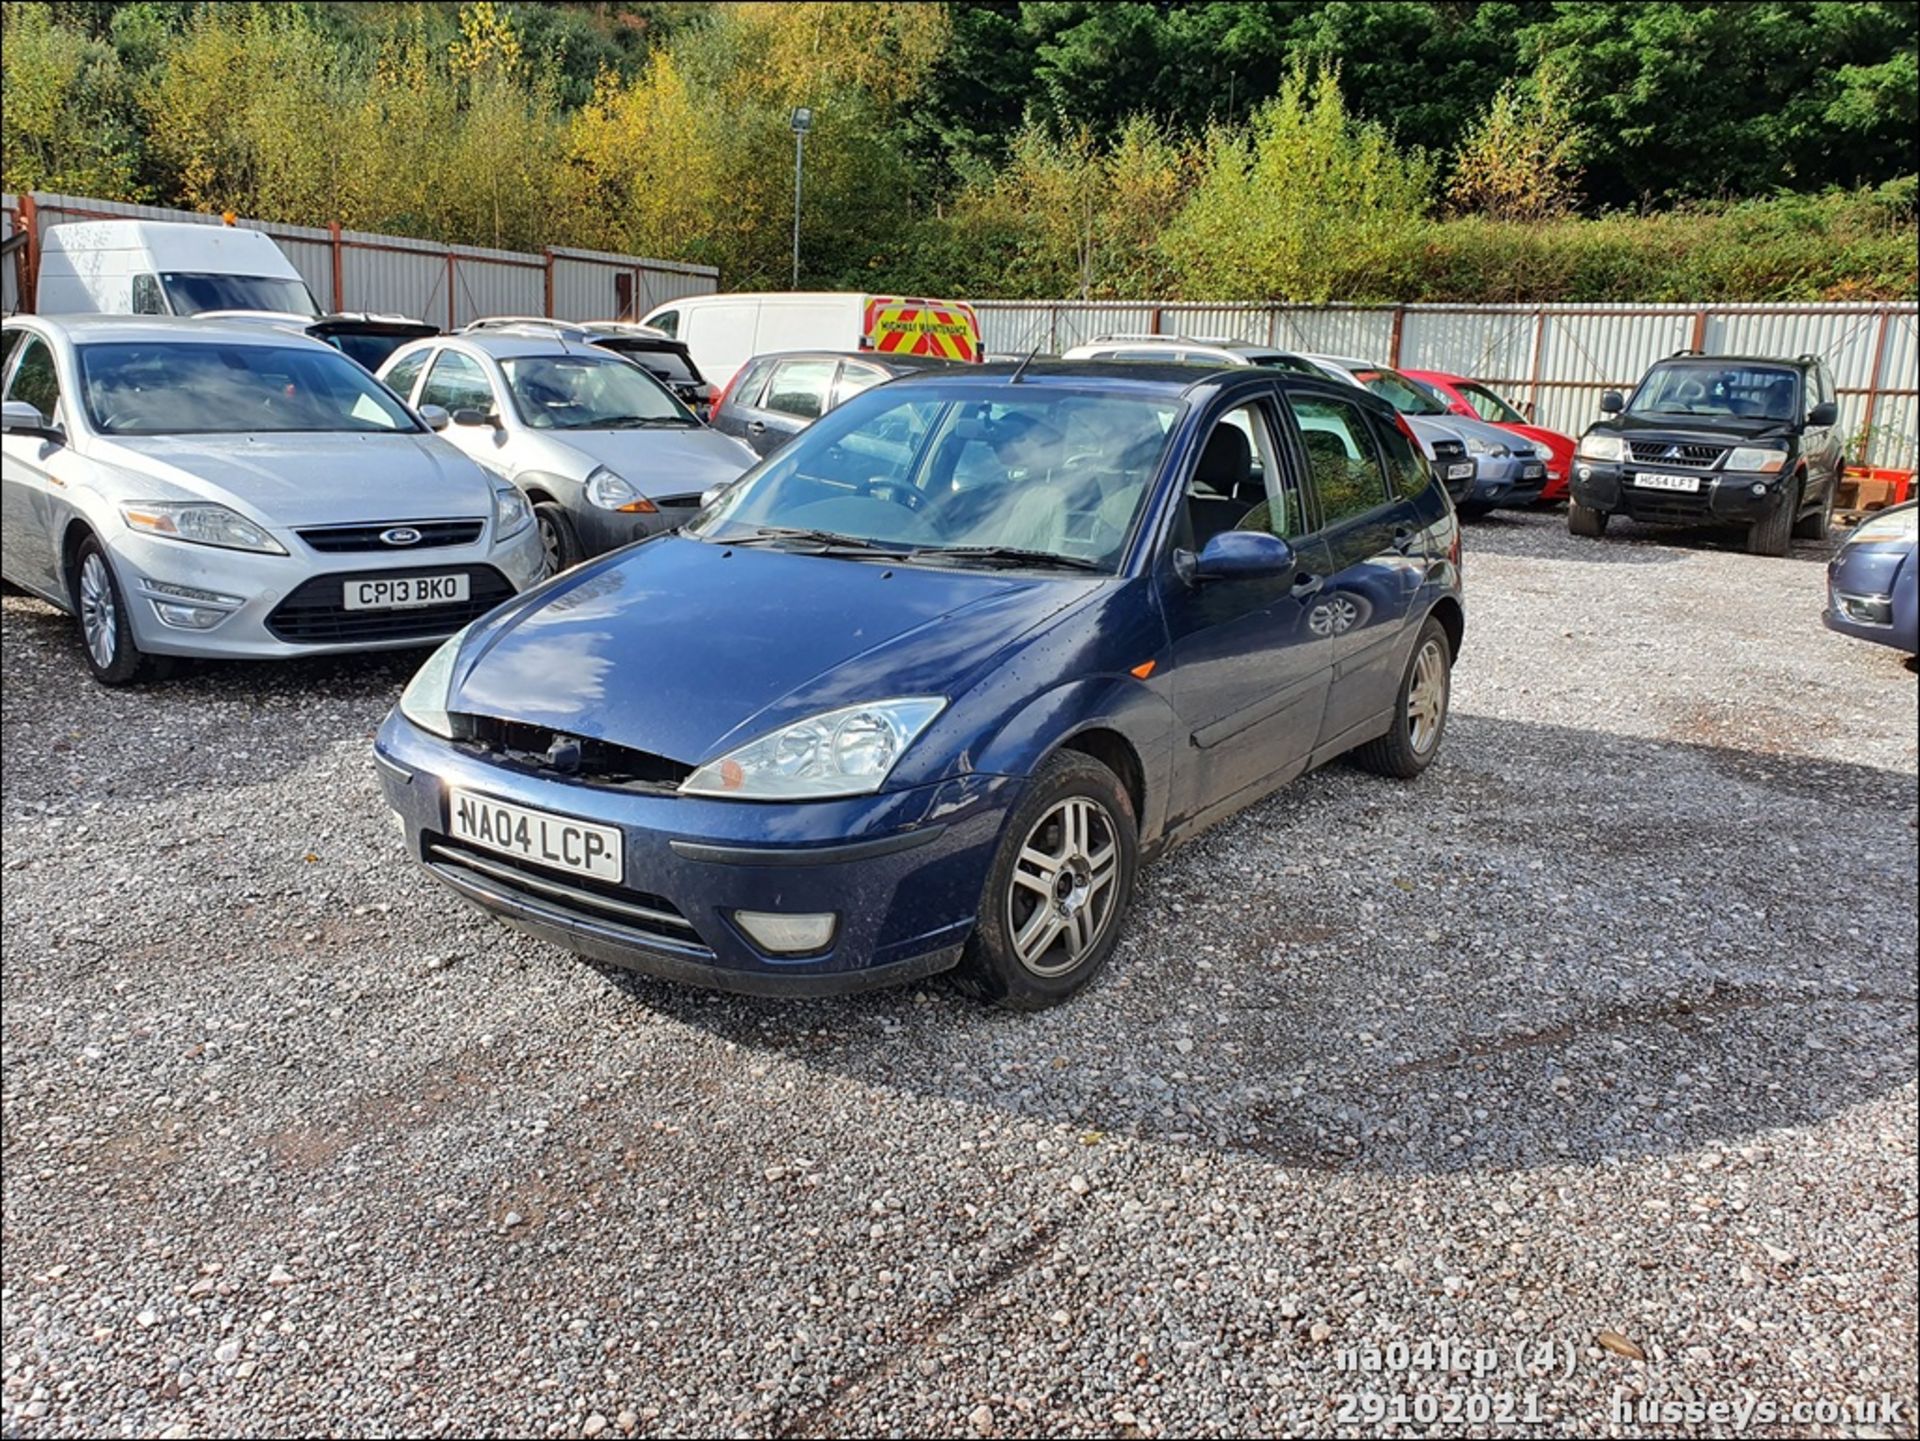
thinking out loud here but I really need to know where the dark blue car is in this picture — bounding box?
[1823,501,1918,658]
[374,362,1466,1008]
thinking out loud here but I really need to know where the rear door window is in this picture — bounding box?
[832,363,889,409]
[418,349,496,416]
[1369,413,1432,498]
[762,359,838,420]
[1286,392,1392,528]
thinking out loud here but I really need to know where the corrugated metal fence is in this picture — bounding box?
[970,300,1920,470]
[2,191,717,328]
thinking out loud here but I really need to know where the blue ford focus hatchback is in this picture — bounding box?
[375,362,1465,1008]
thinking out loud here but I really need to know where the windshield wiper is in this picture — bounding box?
[724,526,906,557]
[576,416,692,430]
[907,545,1106,572]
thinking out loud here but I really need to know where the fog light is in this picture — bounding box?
[152,600,227,629]
[733,910,837,954]
[1838,591,1893,625]
[144,579,242,605]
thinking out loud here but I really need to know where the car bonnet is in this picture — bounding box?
[446,534,1101,766]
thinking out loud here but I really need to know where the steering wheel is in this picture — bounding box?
[861,476,925,512]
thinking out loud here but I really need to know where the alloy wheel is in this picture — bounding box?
[1006,796,1121,977]
[79,553,118,670]
[1407,638,1448,755]
[539,514,565,576]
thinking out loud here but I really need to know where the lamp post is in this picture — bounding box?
[790,106,812,290]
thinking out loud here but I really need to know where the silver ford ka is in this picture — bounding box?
[0,315,544,684]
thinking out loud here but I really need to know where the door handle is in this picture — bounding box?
[1391,526,1416,555]
[1290,572,1323,598]
[746,420,767,435]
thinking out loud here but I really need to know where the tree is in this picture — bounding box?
[1162,64,1435,301]
[1520,1,1920,205]
[1,1,144,197]
[1447,70,1585,221]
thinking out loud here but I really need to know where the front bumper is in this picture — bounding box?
[374,711,1019,995]
[1570,463,1791,526]
[570,494,702,558]
[1464,453,1549,508]
[112,525,546,660]
[1823,545,1919,654]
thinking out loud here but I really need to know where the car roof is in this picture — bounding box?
[1650,353,1812,369]
[741,350,959,372]
[883,358,1391,409]
[6,314,330,348]
[436,331,639,361]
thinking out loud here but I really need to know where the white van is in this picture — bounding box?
[639,292,982,391]
[35,220,320,318]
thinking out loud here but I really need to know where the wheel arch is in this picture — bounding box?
[1425,594,1465,662]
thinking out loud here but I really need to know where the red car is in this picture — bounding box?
[1402,370,1575,502]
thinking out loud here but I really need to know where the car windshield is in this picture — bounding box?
[1458,382,1527,424]
[160,272,320,319]
[595,341,699,385]
[690,384,1182,571]
[1630,363,1800,421]
[1353,368,1449,416]
[500,354,693,429]
[78,341,420,435]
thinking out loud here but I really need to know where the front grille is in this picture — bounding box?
[425,834,711,955]
[266,565,513,644]
[456,715,693,791]
[654,495,703,511]
[1628,441,1727,467]
[297,519,486,553]
[1430,439,1467,460]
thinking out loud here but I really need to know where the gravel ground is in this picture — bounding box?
[3,511,1915,1439]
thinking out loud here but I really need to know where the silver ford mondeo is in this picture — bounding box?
[0,315,544,684]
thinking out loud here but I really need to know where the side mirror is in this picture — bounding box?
[450,407,500,429]
[1,400,60,443]
[1181,530,1297,584]
[417,403,452,432]
[1807,400,1838,428]
[1600,390,1625,415]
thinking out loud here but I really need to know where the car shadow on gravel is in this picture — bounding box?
[601,712,1918,1179]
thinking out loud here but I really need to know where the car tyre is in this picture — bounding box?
[1746,477,1797,556]
[535,502,582,575]
[70,536,170,686]
[1351,617,1453,780]
[1567,501,1608,538]
[951,750,1138,1011]
[1791,473,1833,541]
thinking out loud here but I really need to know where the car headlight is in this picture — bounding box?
[1576,433,1624,463]
[398,626,469,738]
[119,501,286,555]
[1847,506,1918,546]
[680,697,946,800]
[1724,446,1788,474]
[586,466,658,514]
[1465,436,1509,457]
[492,484,534,540]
